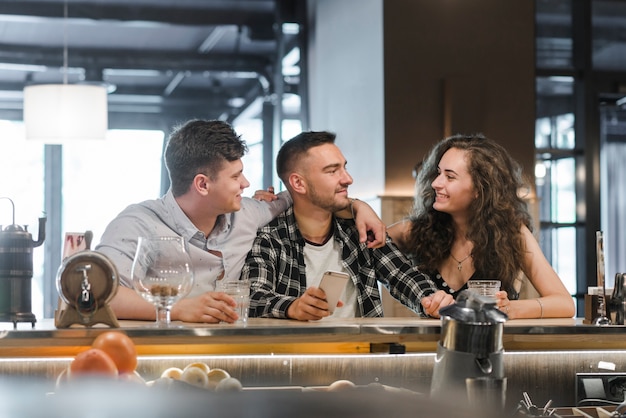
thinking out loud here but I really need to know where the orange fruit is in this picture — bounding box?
[69,348,118,377]
[92,331,138,374]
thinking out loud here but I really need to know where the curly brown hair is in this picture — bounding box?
[402,134,533,297]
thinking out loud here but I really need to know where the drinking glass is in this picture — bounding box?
[467,280,501,301]
[131,236,194,327]
[216,280,250,325]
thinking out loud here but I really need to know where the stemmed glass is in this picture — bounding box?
[131,236,194,327]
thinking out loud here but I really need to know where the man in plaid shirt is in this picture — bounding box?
[241,131,453,320]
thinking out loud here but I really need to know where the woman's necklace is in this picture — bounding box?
[450,252,472,271]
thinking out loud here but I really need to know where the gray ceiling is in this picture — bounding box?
[0,0,301,129]
[1,0,626,132]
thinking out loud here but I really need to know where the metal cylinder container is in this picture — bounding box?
[0,197,46,327]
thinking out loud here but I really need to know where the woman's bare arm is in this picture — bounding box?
[500,226,575,319]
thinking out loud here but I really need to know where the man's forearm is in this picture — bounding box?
[109,286,157,320]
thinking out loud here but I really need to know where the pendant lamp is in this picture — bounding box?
[22,2,108,143]
[23,84,108,142]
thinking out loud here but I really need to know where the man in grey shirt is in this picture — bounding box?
[96,119,385,323]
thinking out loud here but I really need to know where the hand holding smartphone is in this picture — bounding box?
[318,271,350,313]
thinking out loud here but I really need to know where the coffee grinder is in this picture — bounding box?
[430,290,508,404]
[0,197,46,328]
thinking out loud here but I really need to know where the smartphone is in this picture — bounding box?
[318,271,350,313]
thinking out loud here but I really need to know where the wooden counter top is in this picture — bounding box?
[2,317,625,357]
[2,317,626,408]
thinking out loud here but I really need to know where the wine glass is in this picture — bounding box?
[131,236,194,327]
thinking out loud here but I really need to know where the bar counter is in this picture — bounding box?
[2,317,626,407]
[1,317,625,356]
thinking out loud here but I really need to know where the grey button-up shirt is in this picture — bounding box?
[95,190,290,296]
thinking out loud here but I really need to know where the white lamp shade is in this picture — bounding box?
[23,84,108,142]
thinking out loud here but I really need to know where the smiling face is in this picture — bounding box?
[431,147,477,217]
[299,143,353,212]
[206,158,250,214]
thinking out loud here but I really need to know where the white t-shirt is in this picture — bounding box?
[303,238,358,318]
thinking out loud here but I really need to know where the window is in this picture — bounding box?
[592,1,626,71]
[63,130,164,246]
[535,111,578,296]
[0,122,164,320]
[236,118,265,196]
[536,0,573,70]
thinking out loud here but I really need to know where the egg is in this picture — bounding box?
[160,367,183,380]
[328,379,356,391]
[181,366,210,388]
[207,368,230,390]
[183,362,210,374]
[215,377,243,392]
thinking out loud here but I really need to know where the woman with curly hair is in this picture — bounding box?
[388,134,575,319]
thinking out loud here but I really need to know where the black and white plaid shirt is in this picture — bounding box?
[241,206,439,318]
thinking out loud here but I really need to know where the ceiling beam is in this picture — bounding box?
[0,1,277,27]
[0,44,272,74]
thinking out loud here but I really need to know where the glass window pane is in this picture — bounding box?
[550,157,576,224]
[242,143,264,196]
[63,130,164,246]
[0,122,45,226]
[592,1,626,71]
[282,119,301,142]
[235,119,262,147]
[535,76,574,150]
[236,118,264,196]
[555,113,575,149]
[535,117,552,149]
[536,0,573,69]
[600,107,626,288]
[235,117,302,196]
[536,158,577,225]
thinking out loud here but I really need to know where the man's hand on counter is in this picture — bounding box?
[421,290,454,318]
[110,287,241,323]
[171,292,239,323]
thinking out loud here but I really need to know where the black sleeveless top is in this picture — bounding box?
[428,270,474,299]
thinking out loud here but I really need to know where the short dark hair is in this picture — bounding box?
[164,119,248,196]
[276,131,336,184]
